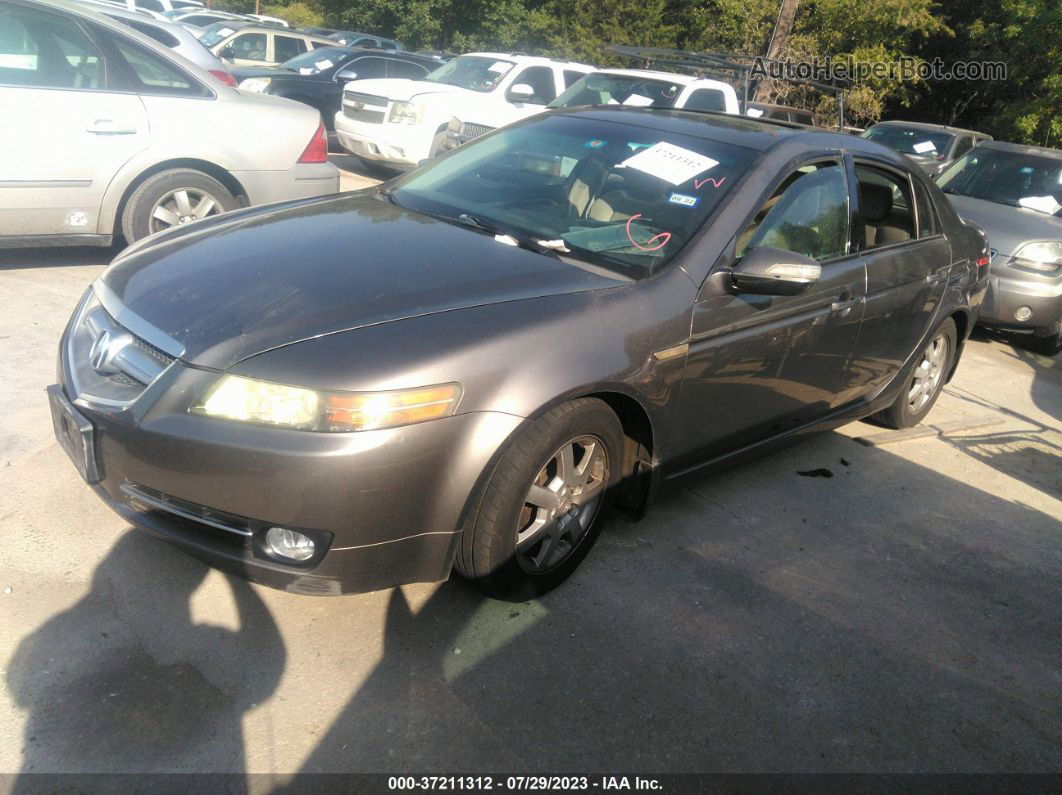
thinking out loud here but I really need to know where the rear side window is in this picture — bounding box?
[683,88,726,112]
[386,58,428,79]
[111,36,204,96]
[855,164,916,249]
[0,4,104,89]
[273,34,304,62]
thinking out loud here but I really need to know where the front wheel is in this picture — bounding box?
[874,317,957,429]
[454,398,624,599]
[1031,320,1062,356]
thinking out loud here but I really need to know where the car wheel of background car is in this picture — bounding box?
[454,398,624,599]
[1031,320,1062,356]
[121,169,239,243]
[875,317,957,429]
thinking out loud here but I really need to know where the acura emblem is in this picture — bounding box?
[89,329,133,375]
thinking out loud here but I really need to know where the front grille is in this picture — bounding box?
[67,288,175,407]
[342,91,389,123]
[460,122,495,139]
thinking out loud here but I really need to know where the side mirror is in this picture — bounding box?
[731,247,821,296]
[218,45,234,60]
[509,83,535,101]
[335,69,357,82]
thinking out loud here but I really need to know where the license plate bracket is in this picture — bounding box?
[47,384,101,484]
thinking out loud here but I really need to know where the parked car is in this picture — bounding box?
[49,107,987,599]
[745,102,816,126]
[431,68,740,157]
[243,12,287,28]
[937,141,1062,353]
[334,52,594,169]
[0,0,339,246]
[207,23,332,67]
[299,25,335,37]
[328,30,400,50]
[163,9,243,31]
[862,121,992,178]
[195,17,252,44]
[89,0,236,85]
[234,47,440,131]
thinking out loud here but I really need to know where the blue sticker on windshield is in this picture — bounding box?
[1020,166,1034,174]
[585,139,608,148]
[668,192,699,208]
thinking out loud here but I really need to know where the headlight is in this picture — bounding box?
[1007,241,1062,274]
[191,375,461,432]
[388,101,423,125]
[239,77,271,92]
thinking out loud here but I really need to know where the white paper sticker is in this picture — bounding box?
[314,58,333,71]
[487,61,511,73]
[298,67,313,74]
[746,107,764,117]
[217,26,233,36]
[1018,195,1062,215]
[622,93,654,107]
[619,142,719,186]
[912,140,937,153]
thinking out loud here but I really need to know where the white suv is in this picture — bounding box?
[432,68,741,157]
[333,52,595,169]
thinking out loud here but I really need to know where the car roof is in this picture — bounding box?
[975,140,1062,159]
[870,120,989,138]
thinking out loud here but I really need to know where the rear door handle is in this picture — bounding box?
[926,266,950,284]
[87,119,137,135]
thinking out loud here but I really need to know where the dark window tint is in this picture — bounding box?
[855,164,915,249]
[273,34,304,62]
[351,56,387,78]
[737,162,850,261]
[952,136,973,159]
[912,178,937,237]
[387,58,429,79]
[229,31,266,61]
[112,37,201,95]
[0,4,103,89]
[562,69,585,88]
[683,88,726,112]
[508,65,555,104]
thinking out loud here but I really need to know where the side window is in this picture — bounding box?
[136,0,165,12]
[273,34,304,62]
[952,136,973,159]
[855,164,916,249]
[111,37,202,95]
[121,19,179,49]
[682,88,726,112]
[562,69,585,88]
[912,178,938,238]
[229,32,266,61]
[736,162,850,262]
[507,65,556,105]
[352,56,387,78]
[386,58,429,79]
[0,5,103,89]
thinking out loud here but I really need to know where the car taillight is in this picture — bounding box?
[298,122,328,164]
[976,255,989,267]
[208,69,238,88]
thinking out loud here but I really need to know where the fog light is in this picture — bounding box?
[265,527,315,561]
[1015,306,1033,322]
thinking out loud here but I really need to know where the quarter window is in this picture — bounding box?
[112,37,200,95]
[0,5,104,89]
[855,164,916,249]
[737,162,850,262]
[912,179,938,237]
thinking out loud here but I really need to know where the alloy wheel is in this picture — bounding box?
[516,435,609,574]
[908,332,950,413]
[149,188,222,233]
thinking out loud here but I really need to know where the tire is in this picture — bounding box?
[454,398,625,599]
[1031,320,1062,356]
[875,317,957,429]
[121,168,238,243]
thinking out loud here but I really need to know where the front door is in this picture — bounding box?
[0,3,148,237]
[672,160,866,464]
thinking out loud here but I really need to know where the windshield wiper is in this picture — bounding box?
[456,213,565,257]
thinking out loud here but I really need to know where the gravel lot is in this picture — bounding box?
[1,165,1059,775]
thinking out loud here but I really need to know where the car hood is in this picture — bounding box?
[944,193,1062,258]
[344,78,469,102]
[101,193,622,370]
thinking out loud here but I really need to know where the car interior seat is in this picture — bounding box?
[860,182,911,248]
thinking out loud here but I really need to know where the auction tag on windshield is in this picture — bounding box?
[623,94,654,107]
[315,58,333,70]
[620,141,718,185]
[488,61,511,72]
[217,26,234,36]
[1018,195,1062,215]
[912,140,937,153]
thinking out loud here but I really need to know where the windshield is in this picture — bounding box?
[862,126,954,157]
[279,47,351,73]
[550,73,685,109]
[424,55,514,92]
[937,147,1062,215]
[391,114,756,277]
[199,22,239,46]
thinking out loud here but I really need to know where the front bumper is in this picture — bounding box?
[54,353,521,595]
[233,162,340,206]
[977,262,1062,332]
[332,112,431,167]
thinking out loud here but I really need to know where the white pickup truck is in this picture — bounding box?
[332,52,595,169]
[431,68,741,157]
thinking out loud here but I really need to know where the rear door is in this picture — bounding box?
[847,158,950,397]
[271,32,304,64]
[0,2,148,238]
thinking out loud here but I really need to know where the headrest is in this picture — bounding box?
[860,182,893,222]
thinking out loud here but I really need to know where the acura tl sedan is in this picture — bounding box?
[49,108,989,598]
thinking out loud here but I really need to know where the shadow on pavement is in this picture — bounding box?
[287,435,1062,773]
[6,533,285,780]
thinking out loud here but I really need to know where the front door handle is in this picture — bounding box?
[831,295,861,316]
[87,119,137,135]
